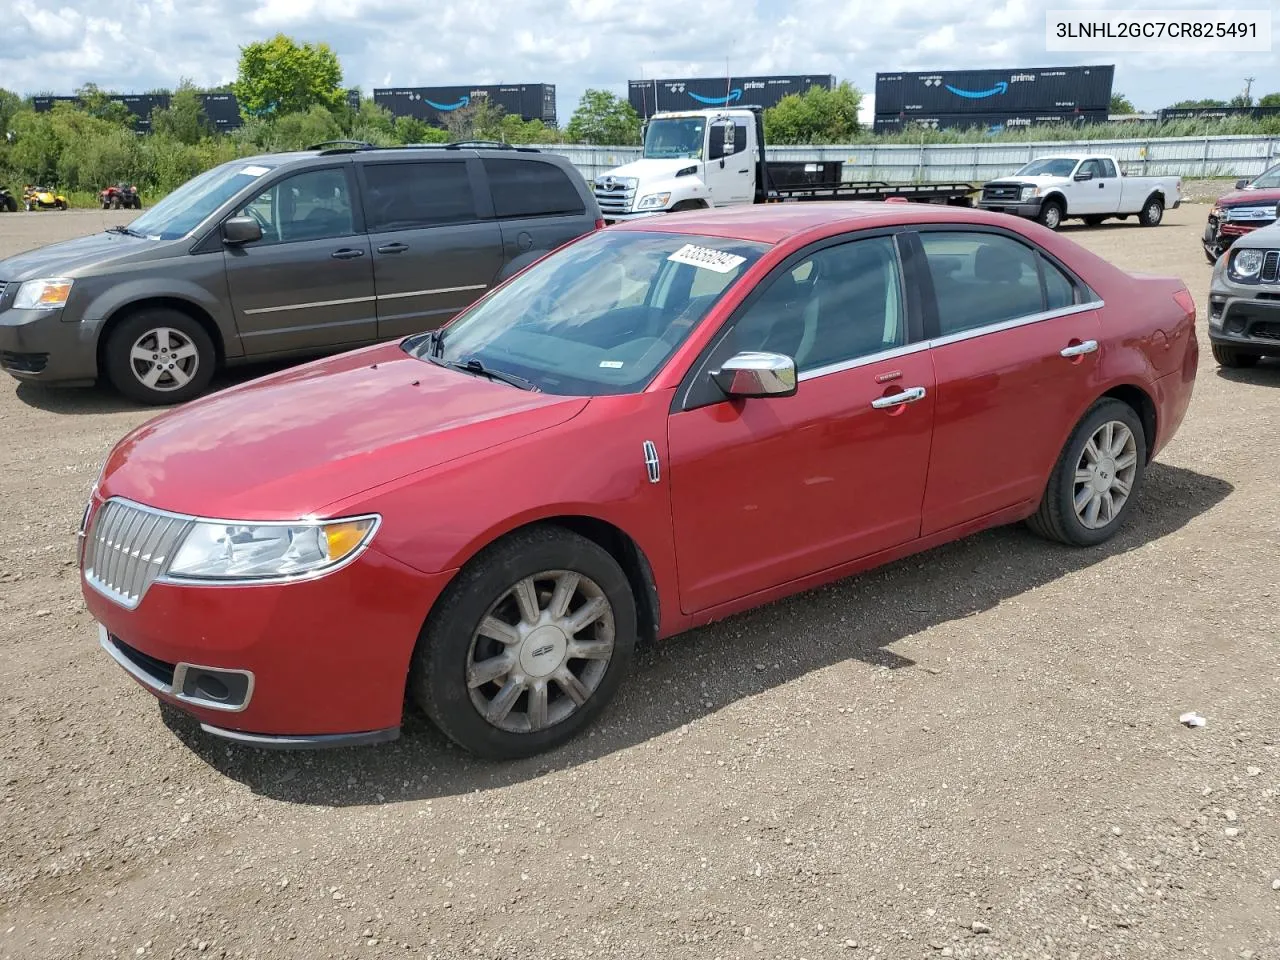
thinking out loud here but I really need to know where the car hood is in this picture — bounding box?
[0,230,153,281]
[602,157,700,182]
[1215,186,1280,208]
[988,175,1070,187]
[97,343,590,520]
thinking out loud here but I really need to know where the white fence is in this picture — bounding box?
[543,135,1280,185]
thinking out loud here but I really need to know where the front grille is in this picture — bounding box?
[1261,251,1279,283]
[0,281,8,299]
[0,351,48,374]
[982,183,1023,203]
[593,183,636,216]
[84,499,193,609]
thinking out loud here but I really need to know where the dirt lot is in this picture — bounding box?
[1,199,1278,960]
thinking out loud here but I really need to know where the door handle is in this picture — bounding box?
[377,242,410,254]
[871,386,927,409]
[1060,339,1098,358]
[737,169,749,174]
[331,248,365,260]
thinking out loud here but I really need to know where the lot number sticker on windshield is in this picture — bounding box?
[668,243,746,274]
[241,165,271,177]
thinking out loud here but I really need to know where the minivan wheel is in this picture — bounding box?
[104,309,216,405]
[1027,398,1147,547]
[411,525,637,759]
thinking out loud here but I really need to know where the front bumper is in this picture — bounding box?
[978,199,1043,218]
[0,305,100,385]
[84,542,457,746]
[1207,286,1280,354]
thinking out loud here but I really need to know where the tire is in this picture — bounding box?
[56,200,67,210]
[1138,196,1164,227]
[2,196,15,213]
[410,525,638,759]
[1083,215,1106,227]
[1204,245,1222,265]
[1212,343,1260,368]
[1036,199,1064,230]
[103,308,216,405]
[1027,398,1147,547]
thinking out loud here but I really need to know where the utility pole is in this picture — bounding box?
[1244,76,1256,102]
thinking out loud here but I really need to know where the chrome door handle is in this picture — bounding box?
[871,386,927,409]
[1060,339,1098,358]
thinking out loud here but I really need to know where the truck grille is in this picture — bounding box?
[981,183,1023,203]
[0,281,7,299]
[1262,251,1279,283]
[593,179,635,217]
[84,499,193,609]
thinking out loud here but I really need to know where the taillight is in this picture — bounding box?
[1173,287,1196,319]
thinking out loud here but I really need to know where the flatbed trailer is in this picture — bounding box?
[766,180,976,205]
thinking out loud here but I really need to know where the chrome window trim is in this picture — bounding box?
[99,625,255,714]
[927,300,1104,350]
[86,496,382,595]
[796,341,930,383]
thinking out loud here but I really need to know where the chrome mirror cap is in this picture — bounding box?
[712,351,797,399]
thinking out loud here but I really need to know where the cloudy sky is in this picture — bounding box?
[5,0,1277,121]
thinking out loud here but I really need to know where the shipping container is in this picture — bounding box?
[31,92,243,132]
[627,75,835,119]
[1158,105,1280,122]
[198,93,243,130]
[373,84,557,127]
[872,109,1109,134]
[875,65,1114,116]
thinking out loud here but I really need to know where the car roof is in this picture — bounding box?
[612,201,1021,245]
[250,145,564,167]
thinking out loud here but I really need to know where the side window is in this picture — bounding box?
[483,159,585,219]
[1100,158,1118,178]
[722,236,905,374]
[920,232,1044,335]
[1080,159,1103,178]
[236,168,354,245]
[733,121,748,155]
[1042,256,1078,310]
[361,161,476,231]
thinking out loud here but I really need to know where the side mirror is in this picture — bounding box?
[712,351,797,399]
[1073,171,1094,181]
[1235,178,1251,190]
[222,215,262,245]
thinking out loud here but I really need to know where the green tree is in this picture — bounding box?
[393,116,449,144]
[764,81,861,144]
[1260,92,1280,108]
[1230,93,1254,108]
[0,88,22,135]
[565,90,641,145]
[1166,98,1228,109]
[74,84,133,127]
[1109,92,1136,113]
[150,79,211,145]
[260,104,344,151]
[234,34,344,119]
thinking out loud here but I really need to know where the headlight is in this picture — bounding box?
[1020,186,1037,200]
[1229,249,1265,281]
[165,515,379,581]
[636,192,672,210]
[14,278,74,310]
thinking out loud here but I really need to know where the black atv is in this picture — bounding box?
[0,186,17,213]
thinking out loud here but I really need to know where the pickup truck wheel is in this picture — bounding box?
[1211,343,1260,368]
[1028,399,1147,547]
[1138,197,1164,226]
[1083,215,1106,226]
[1036,199,1064,230]
[104,309,216,405]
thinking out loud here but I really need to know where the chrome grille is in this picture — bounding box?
[593,179,636,216]
[84,499,192,609]
[982,183,1023,203]
[1261,250,1279,283]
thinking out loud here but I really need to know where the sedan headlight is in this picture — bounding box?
[166,516,379,581]
[14,278,74,310]
[1229,249,1265,281]
[636,192,672,211]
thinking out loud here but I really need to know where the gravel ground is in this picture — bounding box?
[1,198,1278,960]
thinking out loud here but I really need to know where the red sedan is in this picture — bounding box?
[80,202,1199,759]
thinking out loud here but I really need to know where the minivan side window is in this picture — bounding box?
[237,168,355,245]
[482,159,585,219]
[362,161,477,231]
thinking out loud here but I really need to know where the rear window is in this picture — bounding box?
[361,161,477,231]
[483,158,586,219]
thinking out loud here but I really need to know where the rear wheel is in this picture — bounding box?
[1028,398,1147,547]
[104,309,215,405]
[2,196,14,213]
[1036,199,1064,230]
[1083,215,1106,226]
[1212,343,1260,368]
[55,200,67,210]
[410,526,637,759]
[1138,197,1164,226]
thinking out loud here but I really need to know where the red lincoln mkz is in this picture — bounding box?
[80,202,1199,759]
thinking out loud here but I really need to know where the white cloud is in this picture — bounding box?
[2,0,1275,118]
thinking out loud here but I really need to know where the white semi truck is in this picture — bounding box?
[593,107,976,223]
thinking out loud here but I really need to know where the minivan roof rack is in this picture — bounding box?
[305,138,542,155]
[308,139,373,154]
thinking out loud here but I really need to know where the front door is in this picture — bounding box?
[704,119,755,207]
[358,157,504,341]
[667,233,935,613]
[911,228,1104,535]
[223,165,377,356]
[1072,158,1117,215]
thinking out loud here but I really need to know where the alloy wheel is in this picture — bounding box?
[129,327,201,392]
[1073,420,1138,529]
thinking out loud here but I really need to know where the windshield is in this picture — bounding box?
[406,230,767,396]
[1014,158,1079,177]
[1248,164,1280,189]
[643,118,706,160]
[128,160,278,240]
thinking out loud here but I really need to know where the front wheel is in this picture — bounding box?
[410,526,637,759]
[1212,343,1260,368]
[55,200,67,210]
[1027,398,1147,547]
[104,309,216,405]
[1139,197,1164,226]
[1037,200,1064,230]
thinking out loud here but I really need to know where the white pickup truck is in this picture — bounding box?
[978,155,1182,230]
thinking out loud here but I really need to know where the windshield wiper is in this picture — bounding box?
[106,224,143,238]
[432,355,537,391]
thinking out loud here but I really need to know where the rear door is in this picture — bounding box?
[480,157,594,280]
[910,228,1103,536]
[357,157,503,341]
[223,164,377,356]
